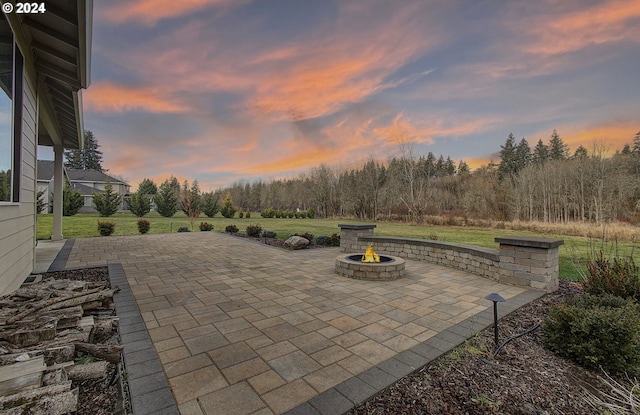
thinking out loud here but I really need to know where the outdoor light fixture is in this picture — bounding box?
[485,292,506,348]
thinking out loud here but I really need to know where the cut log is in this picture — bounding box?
[42,367,69,385]
[0,380,72,409]
[0,356,45,395]
[40,305,83,329]
[74,342,124,363]
[66,360,109,380]
[4,317,58,347]
[1,387,78,415]
[5,287,103,324]
[43,344,75,366]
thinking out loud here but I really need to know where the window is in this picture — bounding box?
[0,14,22,203]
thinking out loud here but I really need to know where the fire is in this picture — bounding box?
[361,245,380,263]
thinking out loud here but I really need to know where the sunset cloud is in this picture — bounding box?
[84,82,188,114]
[74,0,640,191]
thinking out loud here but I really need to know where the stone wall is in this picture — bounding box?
[338,224,563,292]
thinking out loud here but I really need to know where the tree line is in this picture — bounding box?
[98,129,640,225]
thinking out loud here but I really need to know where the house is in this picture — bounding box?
[0,1,92,295]
[36,160,130,213]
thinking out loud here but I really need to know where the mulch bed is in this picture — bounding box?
[348,279,628,415]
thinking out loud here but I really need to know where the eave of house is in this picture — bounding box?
[3,0,92,150]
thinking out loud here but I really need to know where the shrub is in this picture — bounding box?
[262,230,276,239]
[219,192,237,218]
[97,221,116,236]
[202,192,220,218]
[239,211,244,218]
[581,251,640,302]
[137,219,150,234]
[129,191,151,217]
[316,236,327,246]
[199,222,214,231]
[325,233,340,247]
[543,294,640,374]
[299,211,307,219]
[294,232,314,243]
[287,211,294,218]
[306,208,315,219]
[92,181,122,217]
[61,183,83,216]
[245,210,251,219]
[177,226,191,232]
[225,224,238,234]
[261,208,275,218]
[275,210,282,218]
[246,224,263,237]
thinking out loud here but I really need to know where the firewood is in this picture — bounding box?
[6,287,118,325]
[4,317,58,347]
[65,360,109,380]
[1,387,78,415]
[0,356,46,396]
[0,381,72,410]
[43,345,75,365]
[42,367,69,385]
[74,342,123,363]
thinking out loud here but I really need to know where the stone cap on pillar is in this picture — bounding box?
[338,224,377,230]
[495,236,564,249]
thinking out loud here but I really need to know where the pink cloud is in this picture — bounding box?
[84,82,188,113]
[100,0,240,26]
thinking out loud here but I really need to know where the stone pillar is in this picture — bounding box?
[495,236,564,292]
[338,224,376,253]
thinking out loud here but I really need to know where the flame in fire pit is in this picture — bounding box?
[361,245,380,263]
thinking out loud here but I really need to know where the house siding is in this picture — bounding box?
[0,54,38,296]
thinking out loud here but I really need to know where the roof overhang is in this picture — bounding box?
[3,0,92,150]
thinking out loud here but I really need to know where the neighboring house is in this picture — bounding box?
[36,160,130,213]
[0,1,92,295]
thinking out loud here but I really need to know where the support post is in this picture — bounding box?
[51,145,64,241]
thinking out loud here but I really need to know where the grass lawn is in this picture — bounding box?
[36,212,637,281]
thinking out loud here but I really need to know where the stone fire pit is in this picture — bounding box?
[335,253,405,281]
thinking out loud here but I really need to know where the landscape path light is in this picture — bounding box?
[485,292,506,348]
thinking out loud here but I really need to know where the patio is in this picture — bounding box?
[38,232,544,415]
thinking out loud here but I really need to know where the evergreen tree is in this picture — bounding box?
[573,145,589,159]
[181,179,202,228]
[202,192,220,218]
[444,156,456,175]
[0,170,9,202]
[498,133,517,179]
[548,130,568,160]
[36,189,46,213]
[137,178,157,195]
[457,160,470,175]
[514,138,531,171]
[92,181,121,217]
[621,144,631,155]
[155,178,179,218]
[632,131,640,155]
[64,130,105,171]
[219,191,237,218]
[62,183,83,216]
[532,139,549,164]
[129,190,151,217]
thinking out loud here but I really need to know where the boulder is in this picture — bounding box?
[284,236,309,250]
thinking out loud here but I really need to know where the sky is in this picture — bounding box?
[41,0,640,191]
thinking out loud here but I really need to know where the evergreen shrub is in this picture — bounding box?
[246,224,263,237]
[98,221,116,236]
[199,222,214,231]
[137,219,150,234]
[543,294,640,374]
[225,224,239,234]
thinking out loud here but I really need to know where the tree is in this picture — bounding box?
[573,145,589,159]
[155,178,179,218]
[532,139,549,164]
[457,160,470,175]
[129,190,151,217]
[92,181,121,217]
[64,130,105,171]
[0,169,10,202]
[219,191,237,218]
[137,178,157,195]
[181,180,202,228]
[498,133,517,179]
[632,131,640,155]
[202,192,220,218]
[62,183,83,216]
[514,138,531,171]
[36,189,46,213]
[548,130,568,161]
